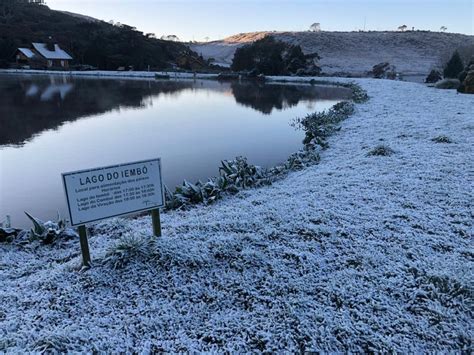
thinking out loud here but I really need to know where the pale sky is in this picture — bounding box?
[47,0,473,41]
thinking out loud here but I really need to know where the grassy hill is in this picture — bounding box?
[0,2,203,70]
[191,31,474,76]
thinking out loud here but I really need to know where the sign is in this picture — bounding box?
[62,158,164,226]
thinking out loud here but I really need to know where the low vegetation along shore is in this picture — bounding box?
[1,78,473,352]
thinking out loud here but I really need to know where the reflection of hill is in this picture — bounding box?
[0,76,352,147]
[231,82,352,114]
[0,76,194,146]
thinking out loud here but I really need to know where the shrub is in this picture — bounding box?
[425,69,442,83]
[368,62,397,79]
[443,51,464,78]
[367,145,395,156]
[435,78,461,90]
[457,56,474,93]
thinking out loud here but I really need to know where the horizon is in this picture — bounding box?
[46,0,473,41]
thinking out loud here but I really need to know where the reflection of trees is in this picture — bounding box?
[0,76,353,147]
[0,76,194,146]
[230,82,351,114]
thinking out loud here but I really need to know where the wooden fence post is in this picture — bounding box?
[151,209,161,237]
[78,225,91,267]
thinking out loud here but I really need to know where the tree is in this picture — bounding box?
[309,23,321,32]
[161,34,180,42]
[440,26,447,32]
[425,69,442,83]
[397,25,407,32]
[443,50,464,78]
[231,36,320,76]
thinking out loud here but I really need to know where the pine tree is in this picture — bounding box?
[443,51,464,78]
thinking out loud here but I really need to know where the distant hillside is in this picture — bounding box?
[0,2,203,70]
[191,31,474,76]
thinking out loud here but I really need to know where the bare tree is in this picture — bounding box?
[440,26,447,32]
[204,36,210,42]
[397,25,408,32]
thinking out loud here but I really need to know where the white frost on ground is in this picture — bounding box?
[1,79,473,352]
[191,31,474,76]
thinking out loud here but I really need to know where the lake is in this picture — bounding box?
[0,74,351,228]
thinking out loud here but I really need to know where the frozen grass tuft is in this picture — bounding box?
[103,233,212,269]
[367,144,395,156]
[103,233,156,269]
[431,135,453,143]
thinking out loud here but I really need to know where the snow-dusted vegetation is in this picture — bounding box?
[191,31,474,76]
[1,79,473,352]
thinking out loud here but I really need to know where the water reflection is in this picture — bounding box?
[0,75,351,146]
[0,74,350,227]
[231,82,351,114]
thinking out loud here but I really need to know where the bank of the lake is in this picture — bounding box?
[1,78,473,352]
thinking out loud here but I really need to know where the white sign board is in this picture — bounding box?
[62,158,164,226]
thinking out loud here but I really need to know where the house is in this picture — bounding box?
[16,43,73,69]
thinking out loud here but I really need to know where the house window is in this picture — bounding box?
[61,60,65,67]
[47,60,52,67]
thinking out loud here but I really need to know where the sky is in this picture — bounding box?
[47,0,473,41]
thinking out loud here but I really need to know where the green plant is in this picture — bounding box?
[219,157,269,189]
[293,101,355,150]
[25,212,77,244]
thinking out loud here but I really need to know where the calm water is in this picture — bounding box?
[0,74,351,227]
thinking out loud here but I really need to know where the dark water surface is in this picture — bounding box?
[0,74,351,227]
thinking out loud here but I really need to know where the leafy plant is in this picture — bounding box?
[219,157,269,189]
[24,211,75,244]
[293,101,355,150]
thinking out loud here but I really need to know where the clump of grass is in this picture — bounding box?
[367,144,395,156]
[33,334,81,353]
[431,135,453,144]
[103,233,156,269]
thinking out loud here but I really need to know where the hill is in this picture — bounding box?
[0,2,204,70]
[191,31,474,76]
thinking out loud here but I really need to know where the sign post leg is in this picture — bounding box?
[78,225,91,267]
[151,209,161,237]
